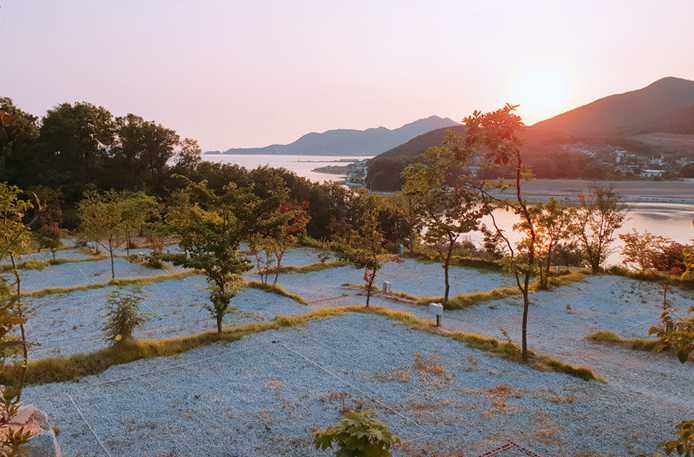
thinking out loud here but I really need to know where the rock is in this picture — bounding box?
[24,430,61,457]
[13,405,49,430]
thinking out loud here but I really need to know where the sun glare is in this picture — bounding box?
[510,69,571,124]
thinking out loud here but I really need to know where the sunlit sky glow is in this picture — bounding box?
[2,0,694,150]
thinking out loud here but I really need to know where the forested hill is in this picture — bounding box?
[367,76,694,191]
[532,77,694,137]
[211,115,458,156]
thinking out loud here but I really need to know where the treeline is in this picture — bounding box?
[0,97,416,244]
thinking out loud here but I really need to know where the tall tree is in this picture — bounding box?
[403,139,486,304]
[570,186,626,274]
[0,97,39,186]
[38,102,115,199]
[464,104,536,361]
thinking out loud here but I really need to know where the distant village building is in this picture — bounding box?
[640,169,666,178]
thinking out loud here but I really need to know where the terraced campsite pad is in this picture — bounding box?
[23,312,692,457]
[3,257,184,293]
[26,275,310,357]
[272,258,515,303]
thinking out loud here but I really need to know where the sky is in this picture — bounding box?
[2,0,694,151]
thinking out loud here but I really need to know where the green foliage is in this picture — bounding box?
[403,135,487,303]
[313,410,400,457]
[659,420,694,456]
[337,190,387,306]
[167,182,253,332]
[649,304,694,363]
[102,290,148,345]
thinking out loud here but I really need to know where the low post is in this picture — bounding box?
[428,302,443,328]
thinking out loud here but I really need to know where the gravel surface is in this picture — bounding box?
[25,275,309,357]
[440,275,694,413]
[24,312,692,457]
[0,247,95,266]
[2,257,179,292]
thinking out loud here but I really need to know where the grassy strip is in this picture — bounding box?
[587,330,661,352]
[3,305,602,386]
[344,271,589,310]
[24,271,200,298]
[262,260,350,275]
[606,266,694,289]
[405,250,503,271]
[0,255,107,272]
[243,280,308,305]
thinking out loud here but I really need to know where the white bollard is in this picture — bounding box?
[428,302,444,327]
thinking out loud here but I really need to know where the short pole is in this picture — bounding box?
[435,315,441,328]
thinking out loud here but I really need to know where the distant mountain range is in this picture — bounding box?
[367,76,694,190]
[207,115,458,156]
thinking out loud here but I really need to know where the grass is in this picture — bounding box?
[3,305,602,386]
[587,330,661,352]
[405,250,504,271]
[344,270,589,310]
[243,280,308,304]
[607,266,694,289]
[23,271,201,298]
[0,255,107,272]
[262,260,350,275]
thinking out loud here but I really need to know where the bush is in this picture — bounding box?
[313,410,400,457]
[102,290,148,345]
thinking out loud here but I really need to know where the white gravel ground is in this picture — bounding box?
[2,257,180,292]
[11,249,694,456]
[25,275,309,358]
[23,312,693,457]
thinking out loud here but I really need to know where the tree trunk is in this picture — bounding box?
[10,254,28,364]
[521,286,529,361]
[108,239,115,280]
[365,268,375,307]
[443,240,454,304]
[216,314,223,333]
[51,249,56,262]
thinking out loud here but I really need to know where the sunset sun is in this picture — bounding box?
[511,69,571,124]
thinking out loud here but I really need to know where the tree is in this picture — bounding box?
[167,182,253,333]
[313,410,400,457]
[340,190,387,306]
[121,192,158,255]
[534,198,573,289]
[79,190,130,280]
[463,104,536,361]
[37,102,115,200]
[570,186,626,274]
[30,186,63,261]
[0,97,39,186]
[403,139,486,304]
[0,184,34,363]
[0,185,34,457]
[620,230,687,276]
[112,114,180,193]
[102,290,148,345]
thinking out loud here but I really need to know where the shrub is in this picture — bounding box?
[313,410,400,457]
[658,420,694,456]
[102,290,148,345]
